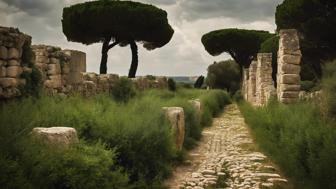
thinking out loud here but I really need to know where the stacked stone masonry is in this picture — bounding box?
[242,29,301,106]
[0,26,168,99]
[277,29,302,104]
[0,26,32,98]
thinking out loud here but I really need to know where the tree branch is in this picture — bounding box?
[108,40,119,50]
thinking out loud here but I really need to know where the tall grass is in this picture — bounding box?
[0,89,231,188]
[239,100,336,189]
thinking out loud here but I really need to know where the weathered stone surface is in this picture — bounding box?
[8,59,20,66]
[0,78,18,87]
[44,75,62,88]
[162,107,185,151]
[279,91,299,98]
[35,55,48,63]
[279,84,301,91]
[188,99,202,115]
[278,55,301,65]
[279,64,300,74]
[279,29,300,51]
[279,74,300,85]
[255,53,274,106]
[32,127,79,146]
[8,48,20,59]
[0,60,6,66]
[47,63,61,75]
[50,57,60,64]
[6,66,23,77]
[0,46,8,60]
[0,66,6,77]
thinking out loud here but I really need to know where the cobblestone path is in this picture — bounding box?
[165,104,291,189]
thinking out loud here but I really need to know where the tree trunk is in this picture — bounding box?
[100,38,111,74]
[128,40,138,78]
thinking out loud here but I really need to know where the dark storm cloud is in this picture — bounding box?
[2,0,65,16]
[179,0,283,22]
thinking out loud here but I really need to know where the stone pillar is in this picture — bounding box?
[63,50,86,84]
[242,68,249,101]
[277,29,302,104]
[162,107,185,151]
[256,53,274,106]
[247,61,257,105]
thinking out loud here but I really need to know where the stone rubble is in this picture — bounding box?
[166,104,289,189]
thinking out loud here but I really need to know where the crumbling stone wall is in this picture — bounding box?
[0,27,32,98]
[242,29,302,106]
[277,29,301,104]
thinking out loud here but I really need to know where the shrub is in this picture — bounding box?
[168,78,176,91]
[321,60,336,120]
[19,66,42,97]
[206,60,240,94]
[239,101,336,189]
[194,76,204,89]
[111,77,136,103]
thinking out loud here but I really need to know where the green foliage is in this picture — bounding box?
[206,60,241,94]
[168,78,176,91]
[232,90,243,102]
[145,75,156,81]
[194,76,204,89]
[202,29,274,68]
[300,80,316,92]
[111,77,136,103]
[321,60,336,120]
[19,66,42,97]
[62,0,174,49]
[0,89,231,188]
[239,101,336,189]
[21,42,33,67]
[276,0,336,77]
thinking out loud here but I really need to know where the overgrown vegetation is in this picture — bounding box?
[111,77,136,103]
[0,89,230,188]
[168,78,177,91]
[206,60,241,94]
[239,59,336,189]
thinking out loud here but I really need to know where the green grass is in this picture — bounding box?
[0,89,231,188]
[239,100,336,189]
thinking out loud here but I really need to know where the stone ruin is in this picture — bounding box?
[242,29,302,106]
[0,26,168,99]
[162,107,185,151]
[0,26,32,98]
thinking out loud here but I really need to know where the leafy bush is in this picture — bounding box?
[239,101,336,189]
[111,77,136,103]
[206,60,240,94]
[168,78,176,91]
[19,66,42,97]
[301,80,316,92]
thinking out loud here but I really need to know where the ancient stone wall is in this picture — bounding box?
[0,26,32,98]
[0,26,168,99]
[242,29,302,106]
[277,29,301,104]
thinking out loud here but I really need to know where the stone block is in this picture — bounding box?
[279,84,301,91]
[0,46,8,60]
[278,55,301,65]
[62,63,70,74]
[32,127,79,146]
[6,66,23,77]
[162,107,185,151]
[50,57,60,64]
[0,66,6,77]
[280,64,301,74]
[35,55,48,63]
[279,74,300,85]
[0,60,6,66]
[47,63,61,75]
[63,50,86,73]
[188,99,202,116]
[0,78,18,87]
[8,48,20,59]
[279,29,300,51]
[44,75,62,88]
[279,91,299,98]
[8,59,20,66]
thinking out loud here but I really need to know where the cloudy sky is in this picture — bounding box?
[0,0,283,76]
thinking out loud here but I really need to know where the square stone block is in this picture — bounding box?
[0,78,18,87]
[6,66,23,78]
[8,48,20,59]
[0,46,8,60]
[279,74,300,85]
